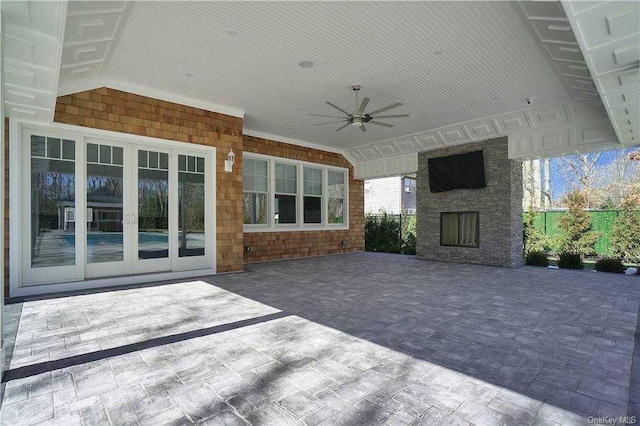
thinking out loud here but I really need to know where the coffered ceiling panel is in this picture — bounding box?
[562,0,640,146]
[103,1,571,149]
[58,1,132,90]
[514,1,602,105]
[1,1,67,122]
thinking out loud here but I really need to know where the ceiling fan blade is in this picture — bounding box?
[367,102,403,116]
[307,113,347,118]
[355,97,370,116]
[369,120,394,128]
[371,114,410,119]
[360,124,367,132]
[313,120,347,126]
[326,102,351,116]
[334,122,351,132]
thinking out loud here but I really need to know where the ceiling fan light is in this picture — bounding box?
[351,118,363,126]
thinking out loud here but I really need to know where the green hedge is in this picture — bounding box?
[365,213,416,255]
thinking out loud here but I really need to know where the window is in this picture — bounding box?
[242,154,349,231]
[405,178,416,192]
[440,212,479,247]
[328,170,346,224]
[275,162,297,225]
[243,158,268,225]
[304,167,322,224]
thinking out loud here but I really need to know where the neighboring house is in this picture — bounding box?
[365,176,416,215]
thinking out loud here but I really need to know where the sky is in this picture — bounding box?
[547,146,640,201]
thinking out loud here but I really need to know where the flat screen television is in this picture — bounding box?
[428,150,486,193]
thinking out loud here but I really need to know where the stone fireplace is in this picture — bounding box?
[416,137,523,268]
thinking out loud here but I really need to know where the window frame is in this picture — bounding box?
[242,157,270,227]
[327,168,348,226]
[440,211,480,248]
[303,165,323,225]
[243,152,349,232]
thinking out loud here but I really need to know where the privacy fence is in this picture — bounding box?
[525,209,620,256]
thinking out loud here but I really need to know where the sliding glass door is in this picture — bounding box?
[85,139,132,278]
[23,132,83,284]
[135,147,171,274]
[175,152,211,271]
[21,129,214,286]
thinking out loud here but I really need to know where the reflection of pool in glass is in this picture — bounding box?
[62,233,169,245]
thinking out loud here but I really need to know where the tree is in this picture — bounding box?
[523,206,546,254]
[555,148,640,209]
[556,190,600,256]
[610,191,640,265]
[559,153,602,208]
[599,151,640,208]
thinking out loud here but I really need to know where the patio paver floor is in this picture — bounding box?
[2,252,639,425]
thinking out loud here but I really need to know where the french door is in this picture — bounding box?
[21,129,214,286]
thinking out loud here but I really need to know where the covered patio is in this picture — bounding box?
[2,253,638,425]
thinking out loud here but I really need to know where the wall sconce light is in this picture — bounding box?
[225,149,235,172]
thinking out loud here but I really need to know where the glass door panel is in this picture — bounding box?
[30,136,76,267]
[23,132,82,286]
[85,141,130,278]
[137,150,170,262]
[178,154,205,258]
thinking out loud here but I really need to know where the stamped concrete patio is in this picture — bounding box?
[2,252,639,425]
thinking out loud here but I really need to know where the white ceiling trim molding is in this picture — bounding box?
[355,152,419,181]
[57,0,134,94]
[2,0,68,122]
[57,78,246,119]
[561,0,639,146]
[514,1,602,105]
[242,129,348,158]
[352,100,621,180]
[107,79,246,119]
[347,100,618,164]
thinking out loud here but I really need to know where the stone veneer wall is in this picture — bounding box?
[242,135,364,263]
[416,137,523,268]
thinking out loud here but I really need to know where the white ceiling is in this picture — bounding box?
[81,1,575,150]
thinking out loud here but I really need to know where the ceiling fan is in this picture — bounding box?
[308,85,409,132]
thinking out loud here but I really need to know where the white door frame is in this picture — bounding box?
[10,121,217,297]
[20,127,84,286]
[84,138,133,279]
[133,144,173,275]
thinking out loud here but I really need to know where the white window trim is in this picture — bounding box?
[243,152,349,233]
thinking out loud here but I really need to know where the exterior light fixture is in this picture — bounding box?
[225,149,235,172]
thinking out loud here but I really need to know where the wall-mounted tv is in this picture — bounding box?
[428,150,486,193]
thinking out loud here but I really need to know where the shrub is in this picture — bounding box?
[557,252,584,269]
[525,251,549,267]
[402,232,416,255]
[523,208,547,255]
[594,258,625,273]
[365,213,401,253]
[610,193,640,265]
[522,206,546,254]
[557,190,600,256]
[401,212,417,255]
